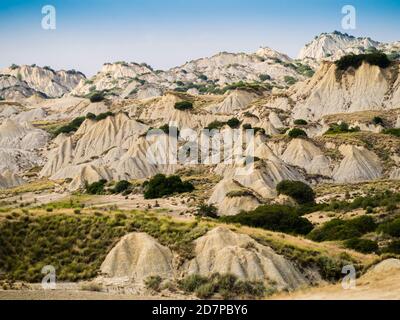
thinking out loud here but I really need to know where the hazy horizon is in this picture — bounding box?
[1,0,400,76]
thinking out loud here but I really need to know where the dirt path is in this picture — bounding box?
[273,269,400,300]
[0,289,166,300]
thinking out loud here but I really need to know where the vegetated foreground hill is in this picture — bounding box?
[0,32,400,300]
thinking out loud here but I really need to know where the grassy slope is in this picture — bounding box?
[0,202,376,284]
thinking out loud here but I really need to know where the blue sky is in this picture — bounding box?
[0,0,399,76]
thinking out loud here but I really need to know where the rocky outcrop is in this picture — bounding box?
[100,233,174,282]
[282,138,331,176]
[185,227,309,290]
[1,65,85,98]
[333,145,382,183]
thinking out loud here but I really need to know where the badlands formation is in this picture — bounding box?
[0,31,400,299]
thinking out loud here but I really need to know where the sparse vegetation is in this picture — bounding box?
[144,276,163,291]
[178,273,266,299]
[0,212,209,282]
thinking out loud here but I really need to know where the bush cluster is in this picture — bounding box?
[113,180,132,194]
[89,92,105,103]
[288,128,307,138]
[174,101,193,111]
[54,116,85,135]
[178,273,266,299]
[85,179,107,195]
[143,174,194,199]
[293,119,308,126]
[308,216,377,242]
[335,53,391,71]
[221,205,314,235]
[276,180,315,204]
[324,122,360,135]
[344,238,378,254]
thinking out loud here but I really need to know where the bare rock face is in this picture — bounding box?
[185,227,309,290]
[333,145,382,183]
[298,31,380,61]
[1,65,85,98]
[206,90,258,114]
[0,170,24,189]
[290,62,398,121]
[282,138,331,176]
[100,233,174,282]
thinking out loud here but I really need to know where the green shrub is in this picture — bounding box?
[158,124,179,136]
[196,203,218,218]
[294,119,308,125]
[113,180,132,194]
[143,174,194,199]
[259,74,271,81]
[179,274,208,293]
[95,111,114,121]
[378,218,400,237]
[335,53,391,71]
[221,205,314,235]
[89,92,105,103]
[86,112,96,120]
[276,180,315,204]
[288,128,307,138]
[344,238,378,254]
[284,76,297,85]
[383,128,400,137]
[174,101,193,111]
[382,240,400,254]
[195,283,215,299]
[144,275,162,291]
[324,122,360,135]
[85,179,107,195]
[227,117,240,128]
[308,216,377,242]
[54,116,85,135]
[205,120,226,130]
[372,116,384,125]
[179,273,265,299]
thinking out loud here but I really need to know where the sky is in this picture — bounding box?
[0,0,399,76]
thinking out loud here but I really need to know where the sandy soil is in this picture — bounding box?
[86,194,196,218]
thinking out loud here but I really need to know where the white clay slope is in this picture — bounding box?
[185,227,309,290]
